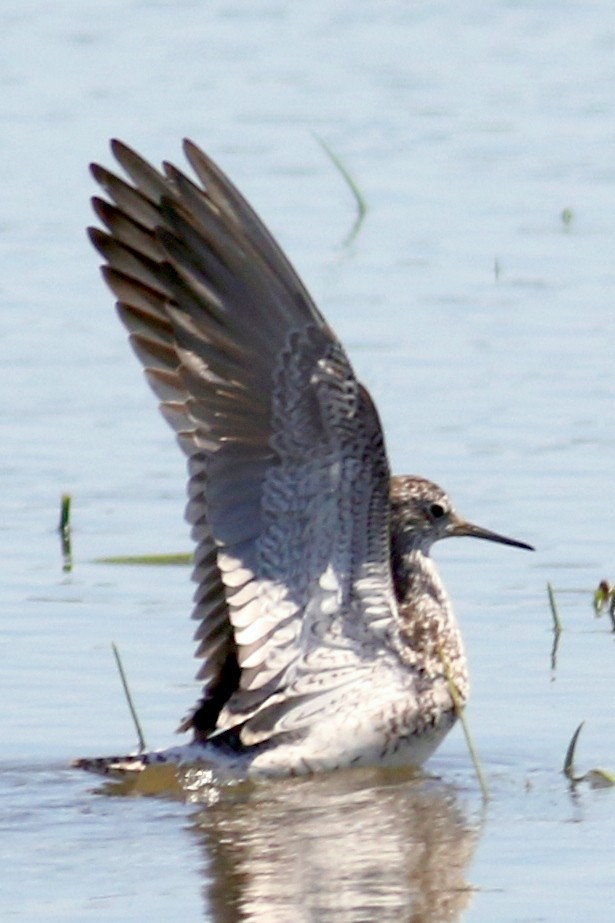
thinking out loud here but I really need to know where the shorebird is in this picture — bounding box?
[74,140,532,780]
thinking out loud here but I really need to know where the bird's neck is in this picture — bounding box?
[391,544,468,702]
[391,543,444,606]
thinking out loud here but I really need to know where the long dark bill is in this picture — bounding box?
[450,517,534,551]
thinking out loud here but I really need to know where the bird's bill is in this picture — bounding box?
[448,516,534,551]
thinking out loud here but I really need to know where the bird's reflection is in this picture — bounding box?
[184,767,480,923]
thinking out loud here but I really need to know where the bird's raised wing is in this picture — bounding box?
[90,140,397,747]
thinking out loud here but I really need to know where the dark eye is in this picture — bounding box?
[429,502,446,519]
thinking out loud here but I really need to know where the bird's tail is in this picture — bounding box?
[72,751,152,778]
[71,741,235,789]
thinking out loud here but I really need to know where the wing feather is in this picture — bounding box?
[90,139,397,745]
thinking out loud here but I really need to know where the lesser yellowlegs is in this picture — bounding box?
[74,140,532,779]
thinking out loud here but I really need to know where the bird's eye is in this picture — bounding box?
[429,502,446,519]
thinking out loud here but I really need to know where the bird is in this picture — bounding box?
[73,139,533,781]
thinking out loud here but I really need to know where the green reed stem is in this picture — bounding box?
[111,642,147,753]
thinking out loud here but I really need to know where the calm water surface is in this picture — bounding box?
[2,0,615,919]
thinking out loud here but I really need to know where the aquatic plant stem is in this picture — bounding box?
[547,582,562,634]
[438,643,489,802]
[111,642,147,753]
[58,493,73,572]
[313,133,367,243]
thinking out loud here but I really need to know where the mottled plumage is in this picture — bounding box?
[74,140,532,781]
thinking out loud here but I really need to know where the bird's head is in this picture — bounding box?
[389,475,534,556]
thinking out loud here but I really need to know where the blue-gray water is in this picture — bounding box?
[2,1,615,919]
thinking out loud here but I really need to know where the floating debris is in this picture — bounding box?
[96,553,191,566]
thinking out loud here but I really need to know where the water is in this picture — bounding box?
[2,0,615,918]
